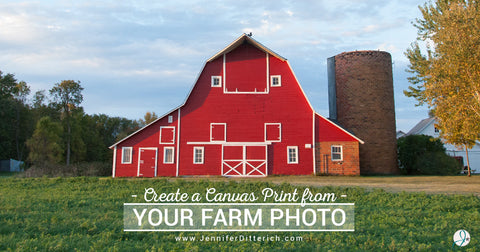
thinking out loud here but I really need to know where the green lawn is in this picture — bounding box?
[0,177,478,251]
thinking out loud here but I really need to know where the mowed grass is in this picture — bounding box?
[0,176,479,251]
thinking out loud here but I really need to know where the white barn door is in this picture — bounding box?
[222,145,267,177]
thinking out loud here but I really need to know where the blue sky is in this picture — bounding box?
[0,0,429,132]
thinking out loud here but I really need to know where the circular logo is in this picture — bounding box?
[453,230,470,247]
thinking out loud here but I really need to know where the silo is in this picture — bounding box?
[327,51,399,174]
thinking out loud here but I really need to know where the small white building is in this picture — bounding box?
[406,118,479,173]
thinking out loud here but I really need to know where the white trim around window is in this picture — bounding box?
[121,147,133,164]
[287,146,298,164]
[164,147,175,164]
[270,75,281,87]
[211,76,222,87]
[193,147,204,164]
[331,145,343,161]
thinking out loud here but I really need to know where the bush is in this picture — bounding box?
[413,151,462,175]
[397,134,458,175]
[21,162,111,177]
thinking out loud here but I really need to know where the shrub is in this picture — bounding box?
[21,162,111,177]
[413,151,462,175]
[397,134,458,175]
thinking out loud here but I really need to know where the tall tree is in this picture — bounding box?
[405,0,480,176]
[32,90,47,109]
[0,71,17,99]
[31,90,60,123]
[0,71,32,161]
[0,71,18,159]
[26,116,63,165]
[13,81,31,161]
[50,80,84,166]
[69,109,87,163]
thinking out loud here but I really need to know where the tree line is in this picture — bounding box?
[0,71,158,170]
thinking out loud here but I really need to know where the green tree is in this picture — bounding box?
[31,90,60,123]
[26,116,63,165]
[50,80,84,166]
[0,71,18,99]
[0,97,16,160]
[69,110,87,163]
[113,117,141,142]
[0,71,32,161]
[80,114,107,162]
[32,90,47,109]
[405,0,480,176]
[85,114,141,163]
[0,71,18,160]
[13,81,31,161]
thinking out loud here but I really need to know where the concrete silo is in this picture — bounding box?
[327,51,399,174]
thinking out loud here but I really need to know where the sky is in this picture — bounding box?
[0,0,430,132]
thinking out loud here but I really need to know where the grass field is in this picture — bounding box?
[0,176,479,251]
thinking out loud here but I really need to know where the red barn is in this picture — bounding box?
[110,34,362,177]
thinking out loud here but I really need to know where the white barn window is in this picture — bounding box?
[211,76,222,87]
[122,147,132,164]
[331,145,343,161]
[193,147,204,164]
[164,147,174,164]
[271,75,281,87]
[287,146,298,164]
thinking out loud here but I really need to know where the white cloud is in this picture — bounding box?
[0,0,427,125]
[0,12,44,45]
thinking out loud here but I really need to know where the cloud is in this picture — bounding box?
[0,0,426,127]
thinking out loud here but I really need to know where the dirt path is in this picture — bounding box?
[172,175,480,196]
